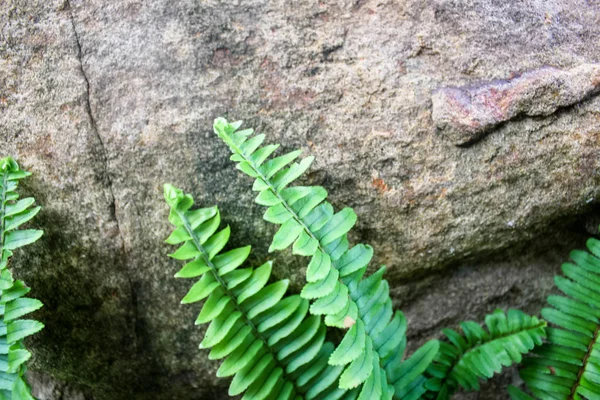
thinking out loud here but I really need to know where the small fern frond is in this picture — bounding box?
[384,339,441,400]
[0,157,44,400]
[516,237,600,400]
[213,118,437,398]
[424,309,546,400]
[164,184,357,400]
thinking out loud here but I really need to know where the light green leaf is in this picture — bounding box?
[6,320,44,343]
[339,337,374,389]
[217,340,264,378]
[11,376,34,400]
[213,246,251,275]
[235,262,272,303]
[337,245,373,277]
[4,198,34,217]
[0,270,14,291]
[0,281,29,303]
[243,280,289,319]
[196,289,229,324]
[293,231,319,256]
[187,206,219,230]
[315,208,357,246]
[7,349,31,374]
[269,219,303,252]
[3,207,40,232]
[329,320,366,366]
[165,225,191,245]
[256,295,304,333]
[255,189,281,206]
[272,156,314,191]
[229,353,274,396]
[250,144,280,167]
[174,258,210,278]
[203,226,231,259]
[2,230,43,251]
[4,298,43,322]
[209,325,252,360]
[306,250,331,282]
[301,267,339,300]
[168,241,200,260]
[264,204,293,224]
[394,340,439,393]
[201,310,242,348]
[310,282,349,315]
[181,273,219,304]
[259,150,302,179]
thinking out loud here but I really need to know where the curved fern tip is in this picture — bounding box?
[0,157,19,172]
[163,183,183,208]
[213,117,229,130]
[213,117,245,144]
[213,117,234,133]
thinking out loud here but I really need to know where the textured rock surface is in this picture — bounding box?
[2,0,600,399]
[432,64,600,145]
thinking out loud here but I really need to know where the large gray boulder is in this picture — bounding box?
[2,0,600,398]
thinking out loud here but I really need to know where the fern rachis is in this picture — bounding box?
[164,184,357,399]
[424,309,546,399]
[213,118,440,399]
[510,236,600,400]
[212,117,549,400]
[0,157,44,400]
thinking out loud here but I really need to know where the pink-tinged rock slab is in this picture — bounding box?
[432,64,600,145]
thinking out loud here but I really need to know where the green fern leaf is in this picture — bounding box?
[517,236,600,400]
[213,117,437,398]
[424,309,546,399]
[508,385,535,400]
[164,184,357,399]
[329,319,366,366]
[0,157,43,399]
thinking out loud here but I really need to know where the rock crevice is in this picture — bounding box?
[66,0,142,385]
[2,1,600,399]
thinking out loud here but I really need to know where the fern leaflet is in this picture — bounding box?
[511,236,600,400]
[424,309,546,399]
[164,184,360,400]
[213,118,438,399]
[0,157,44,400]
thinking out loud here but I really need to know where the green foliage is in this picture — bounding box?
[424,309,546,399]
[510,236,600,400]
[0,157,44,400]
[213,118,439,399]
[508,385,535,400]
[164,184,355,399]
[162,118,550,399]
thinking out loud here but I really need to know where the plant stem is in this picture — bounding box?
[175,207,299,394]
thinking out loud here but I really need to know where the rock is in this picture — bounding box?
[28,372,89,400]
[2,0,600,399]
[432,64,600,145]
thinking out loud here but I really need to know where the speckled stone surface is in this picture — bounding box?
[432,64,600,145]
[2,0,600,399]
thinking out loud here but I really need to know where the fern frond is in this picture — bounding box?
[516,237,600,400]
[424,309,546,399]
[213,118,438,398]
[0,157,44,400]
[164,184,358,400]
